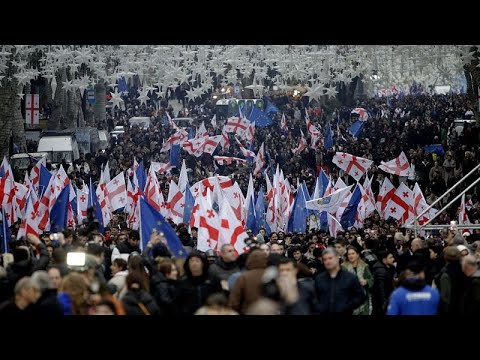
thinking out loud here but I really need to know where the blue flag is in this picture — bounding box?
[424,144,445,156]
[39,164,52,198]
[312,169,329,199]
[170,144,181,169]
[188,126,194,140]
[249,106,273,127]
[139,196,187,257]
[246,195,258,235]
[301,181,311,202]
[182,185,195,225]
[1,207,10,253]
[88,179,105,234]
[136,161,147,193]
[287,186,309,233]
[340,185,362,229]
[349,120,365,139]
[265,100,279,114]
[118,76,127,93]
[247,142,255,163]
[255,188,266,234]
[324,121,334,150]
[71,189,77,220]
[50,185,70,233]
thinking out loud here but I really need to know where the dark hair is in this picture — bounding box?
[377,250,391,261]
[405,260,424,274]
[335,236,347,247]
[113,258,128,271]
[313,247,323,258]
[52,248,67,264]
[364,237,376,250]
[63,229,74,239]
[278,257,297,268]
[86,243,105,257]
[159,259,175,276]
[346,245,360,255]
[129,230,140,241]
[13,247,30,263]
[126,272,146,290]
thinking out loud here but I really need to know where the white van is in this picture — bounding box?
[98,130,110,150]
[37,136,80,164]
[453,119,476,136]
[10,152,48,171]
[129,117,151,129]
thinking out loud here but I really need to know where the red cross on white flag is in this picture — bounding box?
[25,94,40,126]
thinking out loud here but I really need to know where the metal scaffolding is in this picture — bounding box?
[404,163,480,237]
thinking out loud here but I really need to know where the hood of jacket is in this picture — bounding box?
[183,251,209,281]
[245,250,267,270]
[215,257,238,271]
[401,276,426,291]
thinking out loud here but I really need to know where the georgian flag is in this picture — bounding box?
[235,137,255,158]
[197,193,220,252]
[223,116,249,134]
[459,193,471,226]
[292,130,308,156]
[332,152,373,182]
[218,197,248,255]
[253,142,265,176]
[376,177,396,218]
[214,156,247,166]
[106,172,127,211]
[384,183,413,222]
[378,152,410,176]
[351,107,369,121]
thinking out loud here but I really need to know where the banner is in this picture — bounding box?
[25,94,39,126]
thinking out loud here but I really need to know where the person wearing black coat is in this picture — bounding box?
[177,252,222,315]
[122,273,161,315]
[0,237,50,304]
[150,259,180,316]
[26,271,63,316]
[434,246,467,315]
[461,255,480,316]
[314,248,365,315]
[111,230,141,262]
[274,258,319,315]
[371,251,396,316]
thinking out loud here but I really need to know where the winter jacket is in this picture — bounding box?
[108,270,128,299]
[177,253,222,315]
[150,272,180,316]
[26,289,63,316]
[314,268,366,315]
[434,261,468,315]
[284,278,319,315]
[229,250,267,314]
[342,261,374,315]
[387,278,439,315]
[371,261,395,316]
[0,244,50,303]
[209,258,240,282]
[122,289,161,315]
[462,270,480,316]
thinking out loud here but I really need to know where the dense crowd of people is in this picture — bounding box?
[2,82,480,315]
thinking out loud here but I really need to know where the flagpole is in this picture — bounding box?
[138,196,144,251]
[1,208,6,253]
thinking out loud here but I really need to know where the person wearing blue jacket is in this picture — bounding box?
[387,262,439,315]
